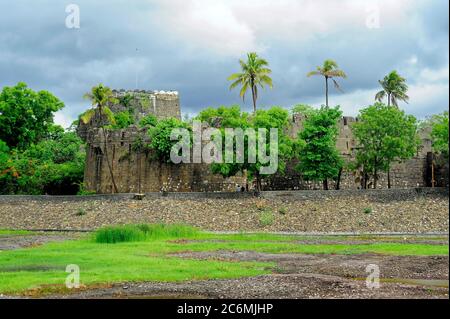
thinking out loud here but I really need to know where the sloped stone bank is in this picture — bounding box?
[0,188,448,233]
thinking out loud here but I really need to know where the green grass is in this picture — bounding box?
[0,225,447,295]
[94,224,199,243]
[0,230,35,237]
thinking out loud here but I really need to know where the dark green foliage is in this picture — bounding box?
[296,106,343,189]
[139,114,158,128]
[148,118,191,162]
[0,132,85,195]
[429,111,449,158]
[352,103,419,188]
[0,82,64,150]
[200,106,294,191]
[112,111,135,129]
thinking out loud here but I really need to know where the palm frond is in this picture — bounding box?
[375,90,386,102]
[307,71,321,77]
[102,106,116,125]
[79,109,96,124]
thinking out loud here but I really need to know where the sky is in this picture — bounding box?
[0,0,448,128]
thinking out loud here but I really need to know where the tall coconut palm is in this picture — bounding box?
[81,84,119,193]
[375,70,409,107]
[228,52,273,114]
[307,59,347,108]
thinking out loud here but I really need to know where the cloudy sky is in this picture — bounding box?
[0,0,448,128]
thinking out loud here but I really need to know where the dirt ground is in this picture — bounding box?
[0,233,448,299]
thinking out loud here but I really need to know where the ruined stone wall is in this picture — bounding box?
[110,89,181,121]
[83,127,246,194]
[81,94,447,193]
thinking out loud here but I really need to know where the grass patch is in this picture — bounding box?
[0,225,447,295]
[0,230,35,237]
[259,210,274,227]
[94,224,199,243]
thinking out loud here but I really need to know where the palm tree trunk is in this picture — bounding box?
[98,106,119,194]
[387,93,391,107]
[325,76,329,108]
[251,84,257,114]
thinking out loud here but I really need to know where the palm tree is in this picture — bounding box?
[307,59,347,108]
[81,84,119,193]
[375,71,409,107]
[228,52,273,114]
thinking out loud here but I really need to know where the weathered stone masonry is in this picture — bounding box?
[79,89,448,194]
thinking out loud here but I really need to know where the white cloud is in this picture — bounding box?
[152,0,413,56]
[54,111,74,129]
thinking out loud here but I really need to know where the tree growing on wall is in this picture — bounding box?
[352,103,419,189]
[0,82,64,150]
[307,60,347,108]
[429,111,449,159]
[228,52,273,114]
[81,84,119,193]
[296,106,343,190]
[148,118,191,163]
[375,71,409,107]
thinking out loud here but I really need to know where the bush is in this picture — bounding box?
[94,223,199,243]
[259,210,274,227]
[363,207,373,214]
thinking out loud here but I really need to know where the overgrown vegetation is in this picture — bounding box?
[94,224,199,243]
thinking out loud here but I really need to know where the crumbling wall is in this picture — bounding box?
[83,127,245,194]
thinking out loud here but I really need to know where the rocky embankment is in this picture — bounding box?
[0,190,448,233]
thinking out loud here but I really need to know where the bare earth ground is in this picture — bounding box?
[0,233,448,299]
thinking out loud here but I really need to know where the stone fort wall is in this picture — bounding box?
[80,90,448,193]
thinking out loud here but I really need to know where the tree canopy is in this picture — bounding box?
[352,103,419,188]
[228,52,273,113]
[296,106,343,190]
[375,71,409,107]
[0,82,64,150]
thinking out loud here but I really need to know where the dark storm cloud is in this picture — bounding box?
[0,0,448,126]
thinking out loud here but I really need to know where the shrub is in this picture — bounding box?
[259,210,274,227]
[278,207,287,215]
[75,208,87,216]
[94,223,199,243]
[363,207,373,214]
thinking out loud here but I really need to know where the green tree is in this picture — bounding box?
[291,104,317,117]
[0,133,85,195]
[81,84,119,193]
[228,52,273,114]
[352,103,419,189]
[201,106,294,192]
[307,60,347,108]
[296,106,343,190]
[112,111,135,129]
[429,111,449,158]
[0,82,64,150]
[148,118,191,163]
[375,71,409,107]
